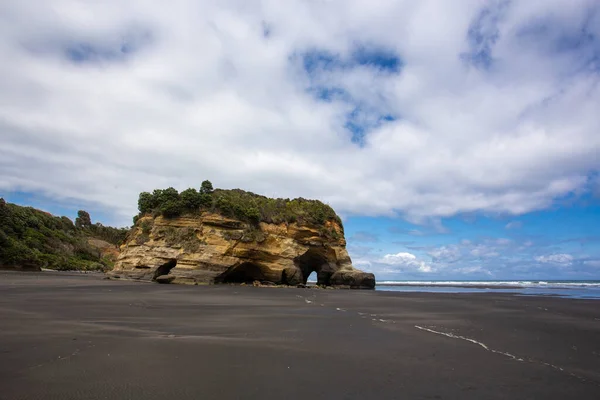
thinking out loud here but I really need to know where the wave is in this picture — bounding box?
[376,280,600,289]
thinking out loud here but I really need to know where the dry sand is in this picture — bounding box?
[1,271,599,399]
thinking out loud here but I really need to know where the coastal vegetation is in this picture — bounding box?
[0,199,127,271]
[135,180,343,230]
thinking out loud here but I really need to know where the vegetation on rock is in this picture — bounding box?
[75,210,92,228]
[0,199,128,271]
[136,181,343,231]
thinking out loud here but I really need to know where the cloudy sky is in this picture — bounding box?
[1,0,599,280]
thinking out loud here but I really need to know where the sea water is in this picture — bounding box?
[375,280,600,299]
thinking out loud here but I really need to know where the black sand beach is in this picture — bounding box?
[1,271,599,399]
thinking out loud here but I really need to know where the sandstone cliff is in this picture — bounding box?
[108,212,375,289]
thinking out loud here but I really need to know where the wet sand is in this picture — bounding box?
[1,271,599,399]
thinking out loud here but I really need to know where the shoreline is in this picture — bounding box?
[11,270,600,299]
[1,271,599,399]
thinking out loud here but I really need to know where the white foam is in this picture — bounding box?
[414,325,490,350]
[414,326,595,383]
[378,280,600,289]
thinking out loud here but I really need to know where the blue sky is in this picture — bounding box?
[1,0,599,280]
[344,201,600,280]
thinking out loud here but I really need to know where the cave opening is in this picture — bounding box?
[216,262,267,284]
[294,249,331,285]
[152,259,177,281]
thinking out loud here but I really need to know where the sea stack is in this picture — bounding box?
[108,187,375,289]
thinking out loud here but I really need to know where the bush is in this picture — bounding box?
[245,207,261,223]
[160,199,184,218]
[0,201,126,271]
[60,216,74,230]
[199,193,212,208]
[154,187,179,204]
[138,192,154,214]
[131,181,343,239]
[0,229,8,246]
[140,220,152,234]
[180,188,202,210]
[87,223,128,245]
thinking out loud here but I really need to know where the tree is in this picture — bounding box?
[200,180,214,195]
[0,229,8,246]
[180,188,202,210]
[154,187,179,204]
[138,192,154,214]
[60,216,74,230]
[160,199,184,218]
[199,193,212,208]
[245,207,261,223]
[75,210,92,228]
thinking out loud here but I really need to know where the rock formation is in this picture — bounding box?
[108,212,375,289]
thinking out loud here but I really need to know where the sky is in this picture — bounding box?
[1,0,599,281]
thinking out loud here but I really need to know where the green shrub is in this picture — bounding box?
[160,199,184,218]
[133,181,344,238]
[154,187,179,204]
[138,192,154,214]
[60,216,74,230]
[87,223,128,245]
[162,227,198,248]
[240,226,266,243]
[0,201,126,271]
[135,232,150,245]
[199,193,212,207]
[139,220,152,234]
[180,188,202,210]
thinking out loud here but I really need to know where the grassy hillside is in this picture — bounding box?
[0,199,127,271]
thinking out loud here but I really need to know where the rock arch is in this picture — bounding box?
[294,249,334,285]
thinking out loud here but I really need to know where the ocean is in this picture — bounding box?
[375,280,600,299]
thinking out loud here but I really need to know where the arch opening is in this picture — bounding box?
[216,262,267,284]
[294,249,332,286]
[153,259,177,281]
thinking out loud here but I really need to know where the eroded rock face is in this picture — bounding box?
[108,213,375,289]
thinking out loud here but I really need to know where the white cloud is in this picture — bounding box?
[583,260,600,268]
[427,239,506,264]
[505,221,523,230]
[469,245,500,258]
[379,252,434,273]
[1,1,599,225]
[428,245,462,263]
[454,266,492,276]
[535,253,574,265]
[352,258,373,273]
